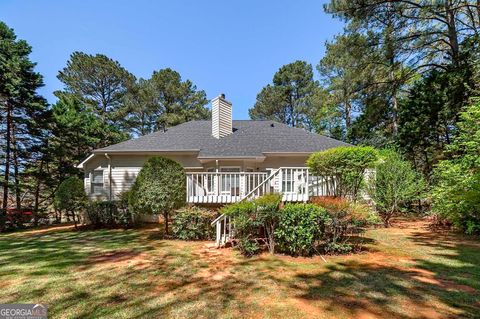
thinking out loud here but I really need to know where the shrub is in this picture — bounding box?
[311,196,380,253]
[237,238,261,257]
[432,102,480,234]
[85,199,135,228]
[367,149,425,227]
[54,176,87,228]
[253,193,282,254]
[221,201,261,256]
[307,146,378,200]
[129,157,186,235]
[311,196,378,227]
[172,206,216,240]
[275,203,330,256]
[2,208,35,231]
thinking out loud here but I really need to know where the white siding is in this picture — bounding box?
[110,167,141,197]
[82,153,311,201]
[212,95,232,138]
[83,153,203,200]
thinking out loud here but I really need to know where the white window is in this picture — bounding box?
[91,170,104,195]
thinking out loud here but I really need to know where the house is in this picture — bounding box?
[78,94,348,243]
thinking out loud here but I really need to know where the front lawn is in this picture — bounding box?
[0,220,479,319]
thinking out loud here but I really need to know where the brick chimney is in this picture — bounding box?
[211,94,232,139]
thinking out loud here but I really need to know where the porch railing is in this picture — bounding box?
[193,167,338,246]
[186,172,269,204]
[186,168,337,204]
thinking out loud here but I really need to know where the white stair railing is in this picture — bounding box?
[241,168,281,201]
[211,169,281,247]
[208,168,338,247]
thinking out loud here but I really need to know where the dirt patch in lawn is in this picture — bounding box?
[84,250,152,270]
[13,224,76,236]
[193,244,237,281]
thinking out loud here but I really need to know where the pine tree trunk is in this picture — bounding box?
[33,160,44,227]
[477,0,480,27]
[444,0,460,67]
[72,210,78,229]
[12,127,21,210]
[1,103,12,231]
[392,90,398,136]
[345,100,351,131]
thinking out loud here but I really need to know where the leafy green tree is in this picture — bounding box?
[54,176,87,228]
[50,94,122,178]
[318,33,373,139]
[307,146,378,200]
[121,69,209,135]
[57,51,135,125]
[432,102,480,234]
[322,0,478,147]
[397,65,475,179]
[0,22,50,230]
[324,0,478,70]
[249,61,323,130]
[367,149,425,227]
[150,68,209,129]
[129,157,186,235]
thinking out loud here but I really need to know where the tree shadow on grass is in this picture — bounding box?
[3,222,480,318]
[284,229,480,319]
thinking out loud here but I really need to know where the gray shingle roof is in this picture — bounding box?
[94,120,349,157]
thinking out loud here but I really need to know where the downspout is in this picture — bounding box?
[105,153,112,200]
[215,160,219,196]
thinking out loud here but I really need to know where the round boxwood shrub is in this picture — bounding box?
[172,206,216,240]
[275,203,330,256]
[129,156,186,235]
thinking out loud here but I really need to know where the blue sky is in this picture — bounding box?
[1,0,343,119]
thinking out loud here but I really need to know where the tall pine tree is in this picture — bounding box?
[0,22,49,229]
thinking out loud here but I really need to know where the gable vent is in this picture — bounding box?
[212,94,232,139]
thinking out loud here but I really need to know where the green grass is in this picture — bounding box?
[0,220,479,319]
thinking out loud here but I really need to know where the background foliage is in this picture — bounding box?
[432,102,480,234]
[367,149,425,226]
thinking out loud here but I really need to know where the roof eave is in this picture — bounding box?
[77,154,95,169]
[197,155,267,160]
[262,152,313,156]
[91,149,200,155]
